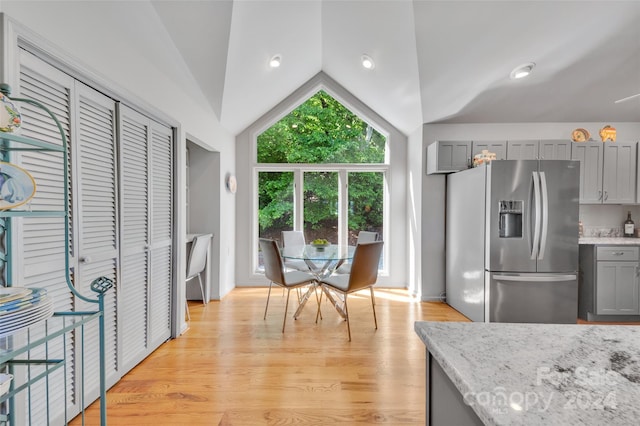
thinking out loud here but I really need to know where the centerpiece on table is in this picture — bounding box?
[311,238,330,250]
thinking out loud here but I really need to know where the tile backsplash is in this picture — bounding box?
[582,226,622,237]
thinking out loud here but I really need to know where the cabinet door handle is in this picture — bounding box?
[80,256,92,263]
[598,190,603,201]
[604,191,608,201]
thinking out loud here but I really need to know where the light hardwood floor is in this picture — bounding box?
[71,287,468,425]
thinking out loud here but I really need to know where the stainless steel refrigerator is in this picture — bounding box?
[446,160,580,323]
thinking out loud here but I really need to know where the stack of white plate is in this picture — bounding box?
[0,287,53,337]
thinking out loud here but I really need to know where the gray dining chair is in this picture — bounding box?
[260,238,317,332]
[185,234,211,320]
[316,240,383,341]
[335,230,379,274]
[281,230,311,272]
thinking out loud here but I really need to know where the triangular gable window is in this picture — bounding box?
[257,90,386,164]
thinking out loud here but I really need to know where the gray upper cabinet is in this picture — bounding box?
[426,140,471,174]
[571,141,637,204]
[539,139,572,160]
[507,139,572,160]
[603,142,637,204]
[471,140,507,160]
[635,144,640,203]
[571,142,604,203]
[506,140,539,160]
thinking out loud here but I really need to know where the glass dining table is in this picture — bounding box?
[281,244,355,319]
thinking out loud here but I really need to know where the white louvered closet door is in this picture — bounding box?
[15,51,120,423]
[118,107,174,370]
[15,49,77,426]
[118,105,151,371]
[149,121,173,348]
[72,82,120,402]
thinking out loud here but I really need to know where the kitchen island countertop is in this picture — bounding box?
[579,237,640,245]
[414,321,640,425]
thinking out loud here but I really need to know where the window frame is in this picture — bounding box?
[237,73,407,288]
[253,162,389,274]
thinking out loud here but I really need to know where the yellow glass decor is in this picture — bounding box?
[0,92,21,133]
[599,125,616,142]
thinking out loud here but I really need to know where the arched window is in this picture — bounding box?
[255,90,388,269]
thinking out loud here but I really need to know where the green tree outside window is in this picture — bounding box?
[257,90,386,241]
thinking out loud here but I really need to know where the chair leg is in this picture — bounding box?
[370,287,378,330]
[264,282,273,320]
[197,274,206,305]
[344,295,351,341]
[315,284,322,321]
[282,288,291,333]
[185,299,191,321]
[315,285,324,324]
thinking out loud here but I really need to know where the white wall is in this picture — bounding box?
[0,2,232,148]
[0,3,237,322]
[421,122,640,300]
[407,124,423,297]
[235,72,408,288]
[580,205,640,233]
[419,142,446,302]
[187,141,235,301]
[186,138,236,300]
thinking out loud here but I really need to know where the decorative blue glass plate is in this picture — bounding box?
[0,161,36,210]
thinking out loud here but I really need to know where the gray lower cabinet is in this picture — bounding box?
[426,353,484,426]
[579,245,640,319]
[596,261,640,314]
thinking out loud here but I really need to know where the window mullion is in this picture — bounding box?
[294,169,304,232]
[339,170,348,246]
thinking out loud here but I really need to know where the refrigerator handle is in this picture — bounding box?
[539,171,549,260]
[493,274,577,282]
[531,171,541,260]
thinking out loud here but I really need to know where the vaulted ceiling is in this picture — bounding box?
[149,0,640,136]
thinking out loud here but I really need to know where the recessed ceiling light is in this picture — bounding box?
[510,62,535,79]
[361,54,375,70]
[269,55,281,68]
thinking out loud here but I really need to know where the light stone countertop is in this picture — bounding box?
[414,321,640,426]
[579,237,640,245]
